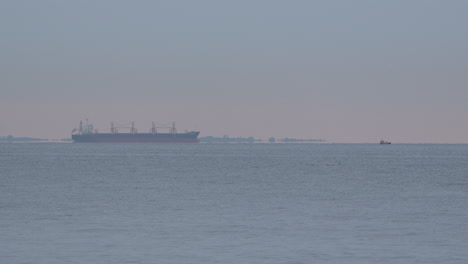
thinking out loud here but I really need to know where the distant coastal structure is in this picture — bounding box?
[0,136,47,142]
[199,136,325,143]
[277,138,325,143]
[199,136,260,143]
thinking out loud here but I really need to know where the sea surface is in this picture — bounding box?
[1,143,467,263]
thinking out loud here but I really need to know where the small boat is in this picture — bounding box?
[380,140,391,144]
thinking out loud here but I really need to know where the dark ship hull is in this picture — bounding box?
[72,132,200,143]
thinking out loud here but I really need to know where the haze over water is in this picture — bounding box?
[1,143,467,263]
[1,1,468,143]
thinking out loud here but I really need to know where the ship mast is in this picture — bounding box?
[131,122,136,134]
[169,122,177,134]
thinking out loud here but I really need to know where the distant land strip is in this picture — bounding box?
[0,136,71,142]
[1,135,325,143]
[199,136,325,143]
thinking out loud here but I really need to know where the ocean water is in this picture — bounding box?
[1,143,467,264]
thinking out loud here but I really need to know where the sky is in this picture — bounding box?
[1,0,467,143]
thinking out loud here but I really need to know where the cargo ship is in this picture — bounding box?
[72,120,200,143]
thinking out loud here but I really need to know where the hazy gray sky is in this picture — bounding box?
[1,0,467,143]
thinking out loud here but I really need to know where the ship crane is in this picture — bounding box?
[152,122,178,134]
[110,121,138,134]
